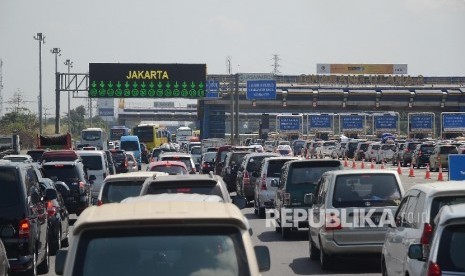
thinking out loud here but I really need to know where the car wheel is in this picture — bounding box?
[24,251,37,276]
[381,257,388,276]
[309,234,319,260]
[319,241,333,270]
[50,229,61,256]
[37,242,49,274]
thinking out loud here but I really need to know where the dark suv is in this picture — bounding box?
[0,160,56,274]
[42,161,92,215]
[398,141,421,167]
[221,151,249,192]
[411,143,435,168]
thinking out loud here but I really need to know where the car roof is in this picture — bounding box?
[0,159,28,168]
[323,169,398,176]
[245,152,280,158]
[73,201,247,234]
[409,181,465,195]
[160,152,192,158]
[148,174,220,183]
[42,161,80,166]
[148,160,187,168]
[104,171,167,182]
[264,156,300,162]
[435,203,465,226]
[76,150,105,156]
[121,194,224,204]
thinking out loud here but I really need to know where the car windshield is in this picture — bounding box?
[430,196,465,225]
[27,151,44,162]
[150,165,187,175]
[0,167,20,207]
[160,157,192,170]
[43,166,80,185]
[74,227,248,276]
[111,152,126,162]
[203,152,216,163]
[102,180,145,203]
[246,155,275,171]
[359,144,370,151]
[407,143,421,150]
[146,181,222,198]
[289,166,339,189]
[191,147,202,155]
[80,155,103,170]
[381,144,396,150]
[278,150,290,155]
[440,146,458,154]
[267,159,293,177]
[436,225,465,273]
[332,174,401,208]
[82,131,101,141]
[120,141,139,151]
[371,145,380,150]
[323,142,336,147]
[420,145,435,153]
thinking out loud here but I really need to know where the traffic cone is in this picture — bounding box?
[352,159,356,169]
[438,164,444,181]
[370,159,375,169]
[344,157,348,167]
[425,164,431,179]
[408,164,415,177]
[381,159,385,170]
[397,163,402,175]
[361,159,365,169]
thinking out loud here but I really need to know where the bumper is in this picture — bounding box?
[320,234,383,255]
[9,255,34,272]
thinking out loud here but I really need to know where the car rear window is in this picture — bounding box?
[246,155,275,171]
[437,225,465,272]
[381,144,396,150]
[348,142,359,150]
[371,145,380,150]
[146,181,222,198]
[323,142,336,147]
[150,165,187,175]
[407,143,420,150]
[161,157,192,170]
[74,227,249,276]
[202,152,216,163]
[191,147,202,155]
[80,156,103,170]
[0,167,20,207]
[102,180,145,203]
[332,174,401,208]
[42,154,78,163]
[43,165,81,185]
[120,141,139,151]
[420,145,434,153]
[278,150,290,155]
[27,151,45,162]
[267,159,293,177]
[430,196,465,224]
[360,144,370,151]
[440,146,458,154]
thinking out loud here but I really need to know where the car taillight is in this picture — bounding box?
[421,223,433,244]
[124,160,128,167]
[427,262,441,276]
[284,193,291,205]
[260,175,267,191]
[79,181,86,192]
[96,199,103,206]
[18,219,30,239]
[203,163,209,168]
[243,171,250,185]
[46,201,57,218]
[325,212,342,231]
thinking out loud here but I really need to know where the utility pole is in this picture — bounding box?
[272,54,281,75]
[43,107,51,131]
[51,47,61,134]
[64,59,73,133]
[34,33,45,134]
[226,56,234,144]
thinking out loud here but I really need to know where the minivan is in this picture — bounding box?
[120,135,142,170]
[77,150,110,200]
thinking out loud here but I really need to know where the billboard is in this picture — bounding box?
[442,113,465,132]
[308,114,333,132]
[373,114,398,133]
[277,116,302,132]
[340,115,364,132]
[89,63,206,98]
[246,80,277,100]
[317,64,407,75]
[409,113,434,133]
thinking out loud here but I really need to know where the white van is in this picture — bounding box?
[77,150,110,200]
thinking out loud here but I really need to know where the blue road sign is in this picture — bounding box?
[98,108,114,116]
[246,80,276,100]
[410,114,433,132]
[443,113,465,132]
[309,114,332,131]
[341,115,364,132]
[374,114,398,132]
[206,80,220,98]
[448,154,465,181]
[278,116,301,131]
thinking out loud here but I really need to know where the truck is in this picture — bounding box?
[0,134,21,158]
[37,133,72,150]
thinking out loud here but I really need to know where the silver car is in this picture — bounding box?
[253,156,299,217]
[308,170,404,270]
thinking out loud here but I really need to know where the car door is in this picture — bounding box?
[310,176,328,248]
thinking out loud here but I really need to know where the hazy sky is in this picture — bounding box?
[1,0,465,115]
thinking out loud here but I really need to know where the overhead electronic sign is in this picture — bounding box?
[373,114,398,132]
[340,115,364,132]
[442,113,465,132]
[246,80,277,100]
[89,63,206,98]
[409,113,434,133]
[278,116,302,132]
[308,114,333,132]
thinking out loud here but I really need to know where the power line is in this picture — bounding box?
[271,54,281,75]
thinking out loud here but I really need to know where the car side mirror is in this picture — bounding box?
[45,188,58,201]
[89,175,97,181]
[55,249,68,275]
[270,179,279,187]
[304,193,315,205]
[231,196,247,209]
[254,246,271,272]
[407,244,424,260]
[54,181,70,197]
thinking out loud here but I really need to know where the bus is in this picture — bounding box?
[133,123,169,150]
[176,126,193,146]
[81,127,108,150]
[110,126,130,141]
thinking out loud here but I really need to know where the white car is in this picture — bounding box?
[318,141,337,158]
[276,145,293,156]
[125,151,139,172]
[77,150,110,199]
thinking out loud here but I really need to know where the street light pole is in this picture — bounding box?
[51,47,61,134]
[34,33,45,134]
[64,59,73,134]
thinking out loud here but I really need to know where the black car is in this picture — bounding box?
[200,152,216,174]
[0,160,55,275]
[220,151,249,192]
[42,161,92,215]
[398,141,421,167]
[39,179,70,255]
[110,149,129,174]
[412,143,435,168]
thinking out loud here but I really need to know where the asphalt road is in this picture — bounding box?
[43,160,444,276]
